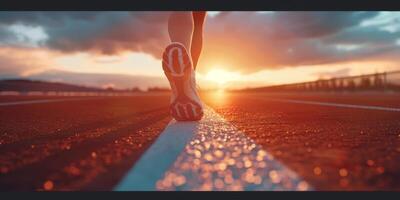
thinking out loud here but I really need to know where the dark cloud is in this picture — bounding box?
[270,12,379,39]
[323,26,399,45]
[0,26,13,43]
[0,11,171,57]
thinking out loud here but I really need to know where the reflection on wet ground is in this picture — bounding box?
[156,108,311,191]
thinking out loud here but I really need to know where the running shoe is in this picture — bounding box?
[162,42,204,121]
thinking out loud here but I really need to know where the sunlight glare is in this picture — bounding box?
[205,68,241,87]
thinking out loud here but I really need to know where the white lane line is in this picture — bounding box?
[114,107,311,191]
[0,97,104,106]
[114,120,198,191]
[0,93,170,107]
[251,96,400,112]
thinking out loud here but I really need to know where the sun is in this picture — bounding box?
[204,68,241,86]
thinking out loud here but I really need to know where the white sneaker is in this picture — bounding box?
[162,42,204,121]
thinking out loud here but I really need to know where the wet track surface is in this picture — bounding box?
[0,92,400,191]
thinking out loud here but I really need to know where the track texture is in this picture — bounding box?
[0,95,171,191]
[203,92,400,190]
[1,92,400,191]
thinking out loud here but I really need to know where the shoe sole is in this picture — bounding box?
[162,43,204,121]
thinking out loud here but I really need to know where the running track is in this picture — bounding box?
[0,92,399,191]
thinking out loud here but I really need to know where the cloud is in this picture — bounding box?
[0,11,170,57]
[0,11,399,74]
[198,11,400,73]
[0,47,54,78]
[312,68,351,79]
[323,26,399,45]
[0,23,48,48]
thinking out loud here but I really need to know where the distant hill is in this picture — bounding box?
[27,70,168,91]
[0,69,170,92]
[0,79,106,92]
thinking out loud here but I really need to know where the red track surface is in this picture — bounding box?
[0,95,171,191]
[204,92,400,190]
[0,92,400,191]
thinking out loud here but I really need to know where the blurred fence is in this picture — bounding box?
[248,70,400,92]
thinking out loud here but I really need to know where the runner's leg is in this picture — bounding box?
[168,11,194,54]
[191,11,207,70]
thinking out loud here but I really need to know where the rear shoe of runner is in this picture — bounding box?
[162,42,204,121]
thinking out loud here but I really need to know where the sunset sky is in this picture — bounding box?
[0,11,400,90]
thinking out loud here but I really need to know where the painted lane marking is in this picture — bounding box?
[0,98,102,106]
[114,120,198,191]
[251,96,400,112]
[0,93,169,107]
[114,107,311,191]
